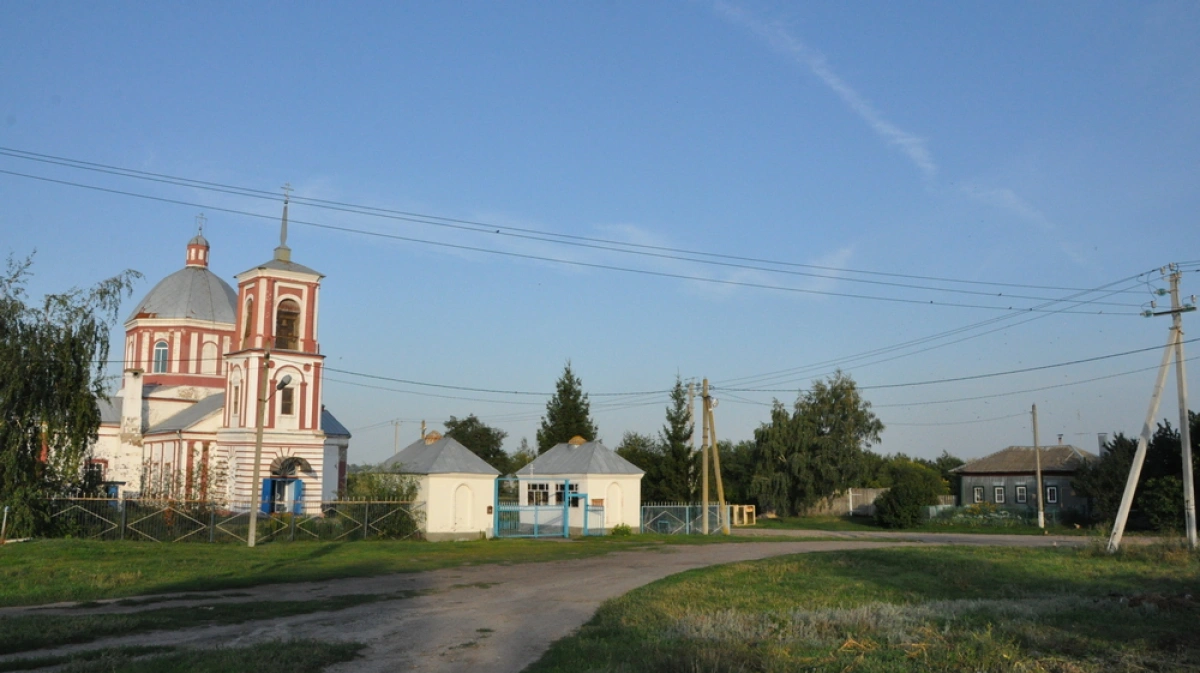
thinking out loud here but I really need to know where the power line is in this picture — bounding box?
[0,146,1149,298]
[717,337,1200,393]
[715,273,1151,390]
[0,167,1146,314]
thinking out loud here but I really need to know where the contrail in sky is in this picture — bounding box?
[715,2,937,181]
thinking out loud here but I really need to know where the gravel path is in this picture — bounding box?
[1,532,1087,672]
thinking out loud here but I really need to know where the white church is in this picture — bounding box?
[92,205,350,513]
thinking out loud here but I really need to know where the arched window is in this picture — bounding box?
[152,341,169,373]
[275,299,300,350]
[241,297,254,349]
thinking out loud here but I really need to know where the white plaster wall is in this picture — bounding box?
[421,473,496,539]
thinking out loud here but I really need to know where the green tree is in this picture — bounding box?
[536,362,598,453]
[1073,414,1198,530]
[656,377,695,502]
[715,440,757,505]
[616,431,663,498]
[932,451,966,497]
[507,437,537,474]
[874,459,946,529]
[0,255,139,536]
[444,414,509,473]
[750,371,884,516]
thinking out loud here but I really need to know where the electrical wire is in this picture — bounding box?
[0,146,1151,298]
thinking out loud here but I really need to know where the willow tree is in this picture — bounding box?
[750,371,883,516]
[0,255,138,536]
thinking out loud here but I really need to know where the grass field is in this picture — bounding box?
[0,641,363,673]
[755,514,1094,536]
[527,542,1200,672]
[0,533,780,608]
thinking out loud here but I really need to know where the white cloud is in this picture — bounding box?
[715,2,937,181]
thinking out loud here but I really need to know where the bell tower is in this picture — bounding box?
[218,188,332,509]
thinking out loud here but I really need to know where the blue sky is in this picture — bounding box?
[3,1,1198,465]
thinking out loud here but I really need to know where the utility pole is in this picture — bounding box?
[247,349,271,548]
[1169,270,1197,549]
[701,380,710,535]
[1108,265,1196,552]
[705,380,729,535]
[1033,404,1044,529]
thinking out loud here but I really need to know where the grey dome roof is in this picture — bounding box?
[126,266,237,324]
[189,233,209,246]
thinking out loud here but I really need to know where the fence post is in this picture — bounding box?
[209,509,216,543]
[685,506,690,535]
[289,512,296,542]
[119,497,127,541]
[363,501,371,540]
[493,478,501,538]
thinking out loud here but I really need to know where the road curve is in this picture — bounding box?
[1,533,1086,672]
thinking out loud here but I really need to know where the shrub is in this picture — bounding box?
[875,461,946,529]
[1140,476,1185,533]
[610,523,633,536]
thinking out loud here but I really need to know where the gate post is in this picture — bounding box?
[493,478,501,538]
[119,496,127,541]
[562,479,570,539]
[363,501,371,540]
[209,508,216,543]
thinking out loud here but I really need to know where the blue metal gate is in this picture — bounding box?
[494,477,599,538]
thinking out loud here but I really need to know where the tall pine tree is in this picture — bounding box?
[656,376,695,502]
[536,362,598,453]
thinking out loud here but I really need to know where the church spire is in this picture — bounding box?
[274,183,292,263]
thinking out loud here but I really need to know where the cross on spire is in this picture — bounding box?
[195,212,206,236]
[275,183,293,262]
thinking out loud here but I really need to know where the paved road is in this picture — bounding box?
[1,532,1087,672]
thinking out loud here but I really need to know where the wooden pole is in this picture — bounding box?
[1033,404,1044,529]
[701,379,710,535]
[707,385,730,535]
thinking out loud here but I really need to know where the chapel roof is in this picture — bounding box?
[517,438,644,476]
[380,435,499,475]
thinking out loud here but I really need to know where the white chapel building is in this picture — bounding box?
[92,206,350,512]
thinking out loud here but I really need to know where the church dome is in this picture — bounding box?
[125,266,237,325]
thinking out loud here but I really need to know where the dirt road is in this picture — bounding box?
[1,533,1086,672]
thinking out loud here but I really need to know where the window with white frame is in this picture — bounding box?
[1016,485,1027,504]
[994,486,1005,504]
[1046,485,1059,504]
[527,482,549,506]
[555,482,580,507]
[973,486,984,503]
[153,341,169,373]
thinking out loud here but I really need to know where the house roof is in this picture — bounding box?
[148,393,226,434]
[321,409,351,438]
[952,445,1097,475]
[516,439,644,476]
[125,266,238,325]
[379,436,499,475]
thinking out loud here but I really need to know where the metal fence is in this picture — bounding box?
[42,498,425,543]
[641,503,732,535]
[493,478,603,538]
